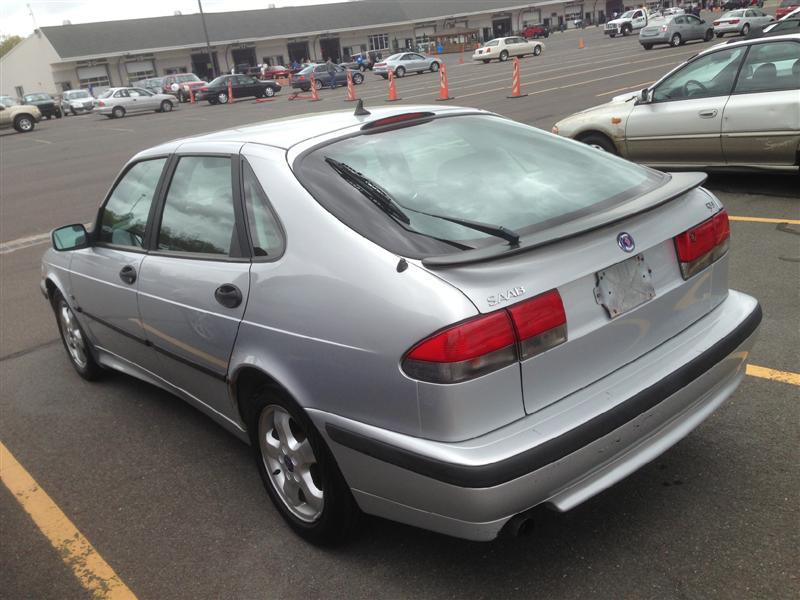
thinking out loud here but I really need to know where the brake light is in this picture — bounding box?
[298,75,306,80]
[361,112,435,130]
[98,100,105,107]
[674,210,730,279]
[660,25,669,31]
[375,62,386,67]
[713,21,720,25]
[402,290,567,383]
[729,18,740,24]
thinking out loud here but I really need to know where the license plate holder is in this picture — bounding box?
[593,254,655,318]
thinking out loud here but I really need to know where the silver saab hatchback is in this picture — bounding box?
[42,105,761,543]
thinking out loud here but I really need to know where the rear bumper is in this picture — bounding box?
[311,290,761,540]
[714,24,742,34]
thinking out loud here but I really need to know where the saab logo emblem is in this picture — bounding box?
[487,286,525,306]
[617,232,635,253]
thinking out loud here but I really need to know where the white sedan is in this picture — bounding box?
[713,8,774,37]
[472,36,544,63]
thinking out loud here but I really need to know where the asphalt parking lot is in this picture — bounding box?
[1,21,798,600]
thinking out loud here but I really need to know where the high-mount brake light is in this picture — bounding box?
[402,290,568,384]
[674,210,730,279]
[361,112,436,130]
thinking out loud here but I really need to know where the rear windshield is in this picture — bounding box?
[294,114,663,258]
[780,0,797,6]
[65,91,90,98]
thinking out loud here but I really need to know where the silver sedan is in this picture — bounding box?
[95,87,177,118]
[42,104,760,544]
[373,52,441,78]
[639,14,714,48]
[713,8,774,37]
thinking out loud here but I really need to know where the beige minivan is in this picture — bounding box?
[0,96,42,133]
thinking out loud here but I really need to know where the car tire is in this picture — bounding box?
[499,50,509,61]
[71,108,77,116]
[353,73,364,84]
[53,292,102,381]
[643,43,653,50]
[218,91,230,104]
[263,86,276,97]
[160,100,173,112]
[430,61,440,72]
[314,79,323,90]
[623,25,632,36]
[578,132,618,155]
[244,385,360,545]
[742,23,750,35]
[482,59,491,64]
[208,98,218,105]
[13,114,35,133]
[112,106,125,119]
[704,29,714,41]
[396,66,406,77]
[671,33,682,46]
[716,32,724,37]
[533,45,542,56]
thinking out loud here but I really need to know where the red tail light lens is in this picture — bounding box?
[674,210,730,279]
[660,25,669,32]
[298,75,306,80]
[98,100,105,107]
[729,18,740,24]
[402,290,567,383]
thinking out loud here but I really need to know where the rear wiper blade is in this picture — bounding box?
[403,206,521,246]
[325,157,410,225]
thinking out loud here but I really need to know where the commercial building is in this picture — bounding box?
[2,0,630,97]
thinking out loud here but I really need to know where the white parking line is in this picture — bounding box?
[597,81,654,96]
[30,139,53,145]
[0,233,51,255]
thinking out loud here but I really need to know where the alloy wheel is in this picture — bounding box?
[59,304,88,369]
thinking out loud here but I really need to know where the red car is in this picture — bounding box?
[161,73,208,102]
[776,0,799,18]
[522,24,550,38]
[261,65,293,79]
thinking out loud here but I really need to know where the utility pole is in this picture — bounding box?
[197,0,215,78]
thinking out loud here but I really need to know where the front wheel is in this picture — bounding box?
[263,86,276,97]
[609,32,617,38]
[13,115,35,133]
[395,66,406,77]
[533,45,542,56]
[716,32,724,38]
[622,26,632,36]
[353,73,364,84]
[482,59,491,64]
[741,23,750,35]
[54,292,102,381]
[499,50,509,61]
[430,61,440,72]
[578,132,618,155]
[670,33,682,46]
[245,388,359,545]
[160,100,173,112]
[112,106,125,119]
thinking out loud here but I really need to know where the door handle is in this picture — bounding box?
[119,265,137,285]
[214,284,243,309]
[698,109,718,118]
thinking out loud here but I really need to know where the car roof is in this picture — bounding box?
[138,105,488,155]
[710,31,800,51]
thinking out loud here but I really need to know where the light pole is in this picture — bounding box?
[198,0,215,78]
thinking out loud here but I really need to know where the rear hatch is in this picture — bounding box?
[419,184,730,414]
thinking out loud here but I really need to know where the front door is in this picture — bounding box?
[137,146,251,422]
[626,45,747,165]
[70,157,168,369]
[722,39,800,166]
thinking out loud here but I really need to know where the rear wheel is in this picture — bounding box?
[353,73,364,84]
[643,43,653,50]
[244,387,359,545]
[13,115,35,133]
[742,23,750,35]
[704,28,714,41]
[430,61,440,72]
[482,59,491,64]
[159,100,173,112]
[578,132,618,155]
[112,106,125,118]
[217,91,228,104]
[53,292,102,381]
[671,33,682,46]
[499,50,509,61]
[716,32,724,38]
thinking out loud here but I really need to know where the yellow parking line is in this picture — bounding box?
[729,216,800,225]
[747,365,800,386]
[0,441,137,599]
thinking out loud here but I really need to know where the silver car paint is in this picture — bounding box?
[373,53,440,77]
[42,105,760,540]
[639,14,711,46]
[96,87,176,116]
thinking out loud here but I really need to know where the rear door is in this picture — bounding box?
[137,143,251,419]
[626,45,746,164]
[722,39,800,165]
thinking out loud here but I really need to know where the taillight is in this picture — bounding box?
[660,25,668,31]
[713,20,720,25]
[98,100,105,107]
[402,290,567,384]
[298,75,306,80]
[674,210,730,279]
[729,18,740,24]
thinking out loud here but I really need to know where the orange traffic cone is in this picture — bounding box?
[435,62,453,101]
[578,37,586,49]
[227,79,234,104]
[507,57,527,99]
[310,74,321,101]
[345,70,357,102]
[387,69,400,102]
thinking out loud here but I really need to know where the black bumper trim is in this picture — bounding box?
[327,302,761,489]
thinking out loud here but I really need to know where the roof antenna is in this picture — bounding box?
[354,98,371,117]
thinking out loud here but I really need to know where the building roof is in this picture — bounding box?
[40,0,534,61]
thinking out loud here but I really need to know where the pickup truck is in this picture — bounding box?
[605,8,650,36]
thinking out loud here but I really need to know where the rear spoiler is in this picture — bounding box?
[422,171,708,268]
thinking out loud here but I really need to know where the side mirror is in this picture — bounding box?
[52,224,89,251]
[635,88,651,105]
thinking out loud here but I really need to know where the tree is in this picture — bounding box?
[0,35,23,59]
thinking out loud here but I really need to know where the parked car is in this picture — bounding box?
[0,96,41,133]
[42,104,761,543]
[552,34,800,170]
[290,64,364,91]
[22,92,61,119]
[134,77,166,94]
[60,89,95,115]
[472,36,544,63]
[342,51,383,71]
[713,8,774,37]
[373,52,441,78]
[639,14,714,48]
[776,0,800,19]
[95,87,178,118]
[161,73,207,102]
[195,74,281,104]
[662,7,686,16]
[750,17,800,37]
[261,65,293,79]
[521,23,550,38]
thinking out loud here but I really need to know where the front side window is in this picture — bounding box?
[98,158,167,248]
[653,47,746,101]
[243,160,283,258]
[158,156,235,256]
[734,41,800,93]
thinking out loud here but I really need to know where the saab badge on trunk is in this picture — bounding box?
[617,232,635,253]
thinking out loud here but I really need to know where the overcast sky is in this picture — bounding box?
[1,0,349,37]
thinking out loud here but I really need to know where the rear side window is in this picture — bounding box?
[97,158,166,248]
[243,160,284,258]
[734,41,800,93]
[157,156,235,255]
